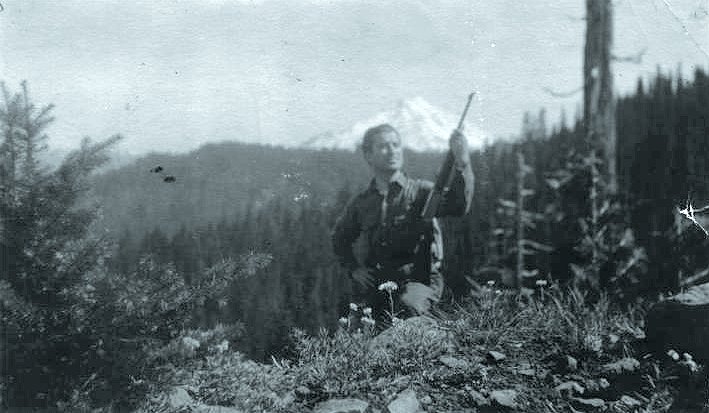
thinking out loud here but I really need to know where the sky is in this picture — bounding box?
[0,0,707,155]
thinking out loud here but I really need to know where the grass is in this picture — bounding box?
[135,282,699,413]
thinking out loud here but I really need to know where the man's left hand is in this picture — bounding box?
[449,129,470,169]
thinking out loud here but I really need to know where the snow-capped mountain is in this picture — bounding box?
[301,97,488,152]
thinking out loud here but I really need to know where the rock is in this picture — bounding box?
[168,386,244,413]
[518,368,535,376]
[439,355,470,369]
[386,389,421,413]
[554,381,585,396]
[168,386,194,409]
[516,360,535,376]
[584,377,610,393]
[619,395,642,407]
[279,391,296,408]
[375,375,411,391]
[566,355,578,371]
[295,385,312,397]
[369,316,454,354]
[487,351,507,363]
[468,389,489,406]
[570,397,605,409]
[490,389,518,409]
[602,357,640,374]
[195,406,243,413]
[313,398,370,413]
[646,282,709,361]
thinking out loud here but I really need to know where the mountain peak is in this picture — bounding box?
[301,97,487,152]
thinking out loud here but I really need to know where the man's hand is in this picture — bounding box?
[449,129,470,169]
[351,267,375,288]
[400,282,436,315]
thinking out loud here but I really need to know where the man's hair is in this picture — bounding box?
[360,124,400,154]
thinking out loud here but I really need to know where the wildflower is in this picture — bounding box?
[363,307,373,316]
[495,289,502,295]
[677,353,698,372]
[535,279,548,287]
[349,302,359,312]
[182,337,200,351]
[338,317,349,326]
[685,359,699,372]
[486,280,495,287]
[361,316,376,326]
[378,281,399,292]
[214,340,229,353]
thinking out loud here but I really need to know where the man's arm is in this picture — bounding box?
[438,130,474,217]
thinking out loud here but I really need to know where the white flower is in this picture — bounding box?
[377,281,399,292]
[683,352,693,362]
[349,303,359,312]
[338,317,349,326]
[667,349,680,361]
[361,317,376,326]
[535,279,548,287]
[494,289,502,295]
[363,307,373,316]
[182,337,200,351]
[214,340,229,353]
[685,359,699,372]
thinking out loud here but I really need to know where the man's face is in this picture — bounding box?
[364,130,404,173]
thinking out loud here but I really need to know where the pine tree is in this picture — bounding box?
[0,82,122,406]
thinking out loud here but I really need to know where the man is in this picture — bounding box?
[332,123,474,321]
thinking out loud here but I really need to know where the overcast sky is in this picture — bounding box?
[0,0,707,154]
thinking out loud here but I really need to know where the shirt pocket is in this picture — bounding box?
[390,212,423,257]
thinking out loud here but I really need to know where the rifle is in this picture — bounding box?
[421,92,475,220]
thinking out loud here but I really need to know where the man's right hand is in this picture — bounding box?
[351,267,375,288]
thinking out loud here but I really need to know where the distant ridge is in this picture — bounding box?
[301,97,487,152]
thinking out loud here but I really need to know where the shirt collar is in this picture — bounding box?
[368,171,408,195]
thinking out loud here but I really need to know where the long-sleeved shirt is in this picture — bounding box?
[332,163,474,288]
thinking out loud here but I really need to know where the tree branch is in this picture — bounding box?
[542,86,583,98]
[612,47,647,64]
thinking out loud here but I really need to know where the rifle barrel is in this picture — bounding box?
[421,92,475,219]
[456,92,475,131]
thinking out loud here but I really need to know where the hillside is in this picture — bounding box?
[91,142,446,238]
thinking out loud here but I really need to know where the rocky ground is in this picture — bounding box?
[138,283,709,413]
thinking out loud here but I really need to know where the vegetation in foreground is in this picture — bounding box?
[136,282,703,413]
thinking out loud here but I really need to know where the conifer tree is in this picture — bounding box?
[0,82,122,406]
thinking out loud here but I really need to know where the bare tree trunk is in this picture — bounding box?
[516,152,525,288]
[584,0,617,195]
